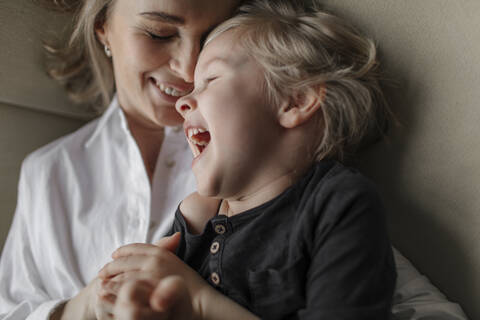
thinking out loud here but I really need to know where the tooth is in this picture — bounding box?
[160,84,165,91]
[188,140,198,157]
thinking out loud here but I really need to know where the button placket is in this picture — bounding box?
[208,217,230,288]
[208,235,223,288]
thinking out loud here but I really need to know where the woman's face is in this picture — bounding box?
[96,0,240,128]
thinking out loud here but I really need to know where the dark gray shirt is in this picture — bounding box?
[171,161,396,319]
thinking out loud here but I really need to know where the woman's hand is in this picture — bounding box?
[113,276,194,320]
[51,276,113,320]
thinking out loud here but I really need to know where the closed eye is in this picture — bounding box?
[146,31,176,41]
[206,76,219,83]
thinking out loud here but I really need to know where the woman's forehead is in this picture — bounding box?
[113,0,241,27]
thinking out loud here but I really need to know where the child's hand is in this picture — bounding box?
[113,276,194,320]
[98,233,211,318]
[180,192,220,234]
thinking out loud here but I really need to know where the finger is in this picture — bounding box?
[94,290,116,320]
[98,293,116,314]
[119,280,154,304]
[103,270,161,295]
[150,276,189,312]
[153,232,181,252]
[112,243,163,259]
[114,306,165,320]
[99,255,149,279]
[101,278,122,296]
[114,280,165,320]
[100,249,178,279]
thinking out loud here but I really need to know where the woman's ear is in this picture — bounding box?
[94,18,109,47]
[278,85,326,129]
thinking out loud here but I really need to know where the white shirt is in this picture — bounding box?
[0,98,196,319]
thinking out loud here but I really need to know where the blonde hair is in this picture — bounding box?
[206,0,390,160]
[40,0,116,112]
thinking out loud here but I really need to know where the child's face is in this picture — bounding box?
[175,30,285,198]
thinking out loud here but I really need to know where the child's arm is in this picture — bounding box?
[179,192,220,234]
[301,177,396,319]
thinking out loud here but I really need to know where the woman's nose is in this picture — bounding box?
[169,40,200,83]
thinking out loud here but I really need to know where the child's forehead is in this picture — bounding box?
[197,30,248,71]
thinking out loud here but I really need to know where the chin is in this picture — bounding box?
[153,108,184,127]
[195,178,221,198]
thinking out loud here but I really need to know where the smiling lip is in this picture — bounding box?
[149,78,192,104]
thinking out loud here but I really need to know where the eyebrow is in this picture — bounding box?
[139,11,185,25]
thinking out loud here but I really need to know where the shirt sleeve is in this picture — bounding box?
[297,175,396,320]
[0,161,66,320]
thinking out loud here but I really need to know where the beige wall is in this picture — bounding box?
[322,1,480,318]
[0,0,91,252]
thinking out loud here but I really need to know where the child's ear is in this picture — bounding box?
[278,85,326,129]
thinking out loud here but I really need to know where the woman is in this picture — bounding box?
[0,0,242,319]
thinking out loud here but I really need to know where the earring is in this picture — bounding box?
[104,44,112,57]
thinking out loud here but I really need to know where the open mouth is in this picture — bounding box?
[186,127,211,158]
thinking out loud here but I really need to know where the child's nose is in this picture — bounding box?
[175,96,196,118]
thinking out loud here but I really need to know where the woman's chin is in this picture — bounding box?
[152,108,184,127]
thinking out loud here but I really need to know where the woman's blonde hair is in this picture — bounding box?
[206,0,390,161]
[39,0,116,112]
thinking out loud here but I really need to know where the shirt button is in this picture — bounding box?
[210,241,220,254]
[210,272,220,286]
[165,160,176,168]
[214,224,226,235]
[149,221,157,231]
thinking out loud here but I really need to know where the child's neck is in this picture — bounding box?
[219,164,310,217]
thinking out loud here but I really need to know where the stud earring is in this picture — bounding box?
[104,44,112,57]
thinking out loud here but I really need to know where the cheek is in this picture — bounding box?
[116,38,171,75]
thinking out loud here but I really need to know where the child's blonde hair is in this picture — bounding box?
[206,0,390,160]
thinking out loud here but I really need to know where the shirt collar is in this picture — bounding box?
[84,96,123,148]
[84,96,186,148]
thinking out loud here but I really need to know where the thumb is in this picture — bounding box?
[150,276,191,314]
[154,232,181,252]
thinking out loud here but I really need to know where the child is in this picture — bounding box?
[172,0,396,317]
[107,0,396,318]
